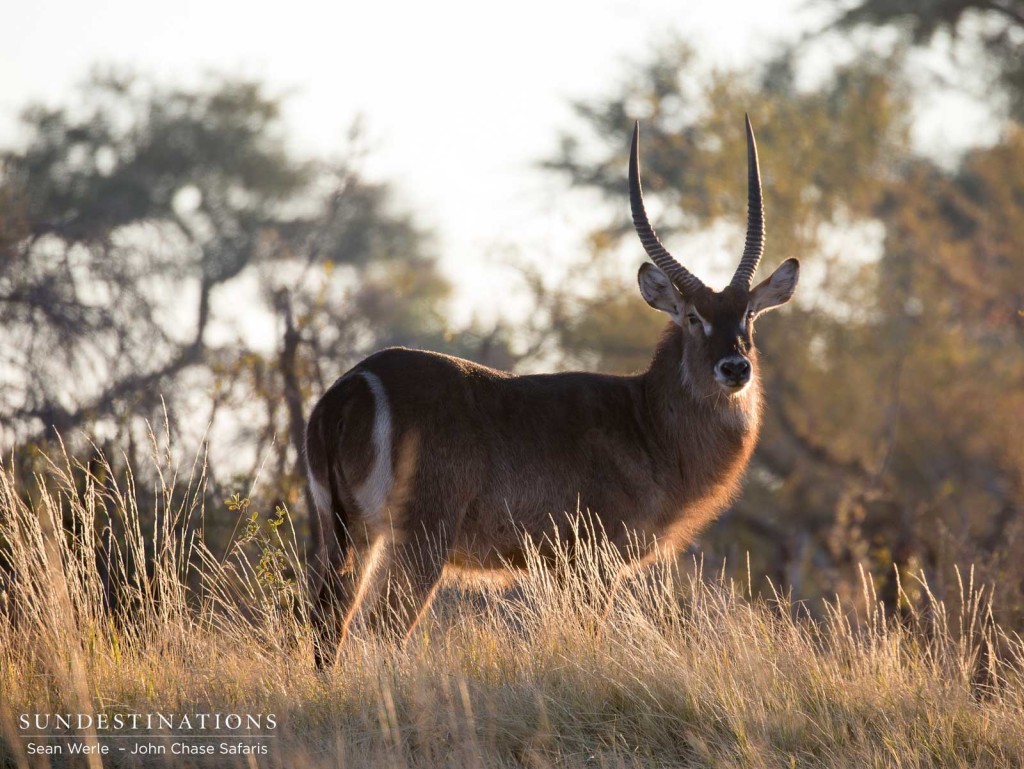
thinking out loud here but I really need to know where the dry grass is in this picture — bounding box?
[1,444,1023,768]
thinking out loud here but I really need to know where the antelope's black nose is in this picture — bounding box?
[715,356,751,388]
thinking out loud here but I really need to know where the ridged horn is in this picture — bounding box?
[730,114,764,289]
[629,121,706,297]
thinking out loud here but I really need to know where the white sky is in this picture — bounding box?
[0,0,997,325]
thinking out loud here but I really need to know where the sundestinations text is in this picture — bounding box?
[20,713,277,731]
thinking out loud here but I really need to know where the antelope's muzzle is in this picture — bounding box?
[714,355,752,391]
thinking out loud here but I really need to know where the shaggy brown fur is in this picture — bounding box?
[306,317,777,667]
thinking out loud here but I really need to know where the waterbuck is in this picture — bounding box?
[306,117,799,667]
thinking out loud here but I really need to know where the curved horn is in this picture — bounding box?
[629,121,706,297]
[730,114,765,289]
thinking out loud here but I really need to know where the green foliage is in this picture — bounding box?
[226,493,293,595]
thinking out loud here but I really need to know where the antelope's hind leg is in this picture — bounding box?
[364,531,451,643]
[311,558,354,670]
[310,528,378,669]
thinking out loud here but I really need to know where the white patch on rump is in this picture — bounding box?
[309,474,333,518]
[352,370,394,525]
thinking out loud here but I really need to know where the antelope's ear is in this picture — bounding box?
[749,258,799,316]
[638,263,686,325]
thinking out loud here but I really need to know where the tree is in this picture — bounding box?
[0,70,458,548]
[1,73,306,443]
[825,0,1024,119]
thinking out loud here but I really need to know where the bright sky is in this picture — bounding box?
[0,0,994,324]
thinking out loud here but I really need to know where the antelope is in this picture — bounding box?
[305,116,799,667]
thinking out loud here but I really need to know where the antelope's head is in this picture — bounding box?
[631,117,799,397]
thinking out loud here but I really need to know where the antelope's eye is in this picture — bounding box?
[687,314,702,327]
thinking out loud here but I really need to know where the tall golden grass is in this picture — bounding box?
[1,442,1022,768]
